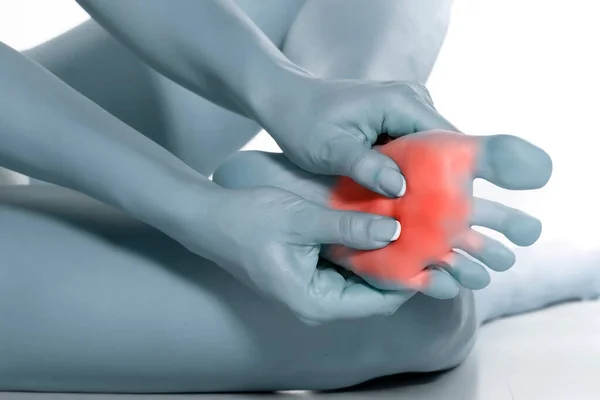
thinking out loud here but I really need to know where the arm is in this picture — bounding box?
[0,42,216,234]
[77,0,456,204]
[0,42,412,324]
[75,0,305,122]
[248,0,457,198]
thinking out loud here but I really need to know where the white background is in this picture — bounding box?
[1,0,598,248]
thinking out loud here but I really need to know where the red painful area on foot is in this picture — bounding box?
[329,130,479,288]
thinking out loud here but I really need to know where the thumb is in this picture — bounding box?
[384,92,459,135]
[411,102,459,133]
[405,98,459,133]
[323,135,407,198]
[297,204,401,250]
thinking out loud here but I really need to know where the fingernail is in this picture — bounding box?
[370,218,402,242]
[379,168,406,197]
[391,221,401,240]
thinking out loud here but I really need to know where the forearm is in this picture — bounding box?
[76,0,306,121]
[284,0,454,82]
[0,42,217,233]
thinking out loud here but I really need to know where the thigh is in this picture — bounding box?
[0,186,346,392]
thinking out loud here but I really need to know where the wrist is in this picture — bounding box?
[245,59,314,129]
[145,171,226,240]
[96,155,224,241]
[157,175,233,260]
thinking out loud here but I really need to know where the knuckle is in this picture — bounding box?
[348,152,368,177]
[321,134,376,178]
[317,136,338,171]
[285,202,318,238]
[349,154,385,193]
[337,214,369,246]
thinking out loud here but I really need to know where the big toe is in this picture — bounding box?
[479,134,553,190]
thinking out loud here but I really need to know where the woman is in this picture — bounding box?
[1,128,576,392]
[0,0,582,392]
[0,0,461,324]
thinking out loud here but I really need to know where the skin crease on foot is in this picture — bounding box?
[328,130,553,294]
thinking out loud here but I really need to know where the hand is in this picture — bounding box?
[172,186,412,324]
[324,131,553,291]
[259,75,457,198]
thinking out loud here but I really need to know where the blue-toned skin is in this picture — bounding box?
[1,0,461,324]
[0,0,581,393]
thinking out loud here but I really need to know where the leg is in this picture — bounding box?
[284,0,453,82]
[0,186,474,393]
[475,241,600,324]
[24,21,168,155]
[24,0,306,176]
[280,0,593,330]
[1,131,548,393]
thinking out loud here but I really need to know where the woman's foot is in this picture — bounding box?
[213,130,552,298]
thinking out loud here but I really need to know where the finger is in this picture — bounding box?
[471,197,542,247]
[323,135,407,198]
[453,229,516,272]
[416,267,461,299]
[411,101,460,133]
[310,266,349,297]
[475,134,553,190]
[361,268,460,300]
[440,251,491,290]
[311,271,417,320]
[286,262,416,323]
[344,273,366,288]
[298,205,401,250]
